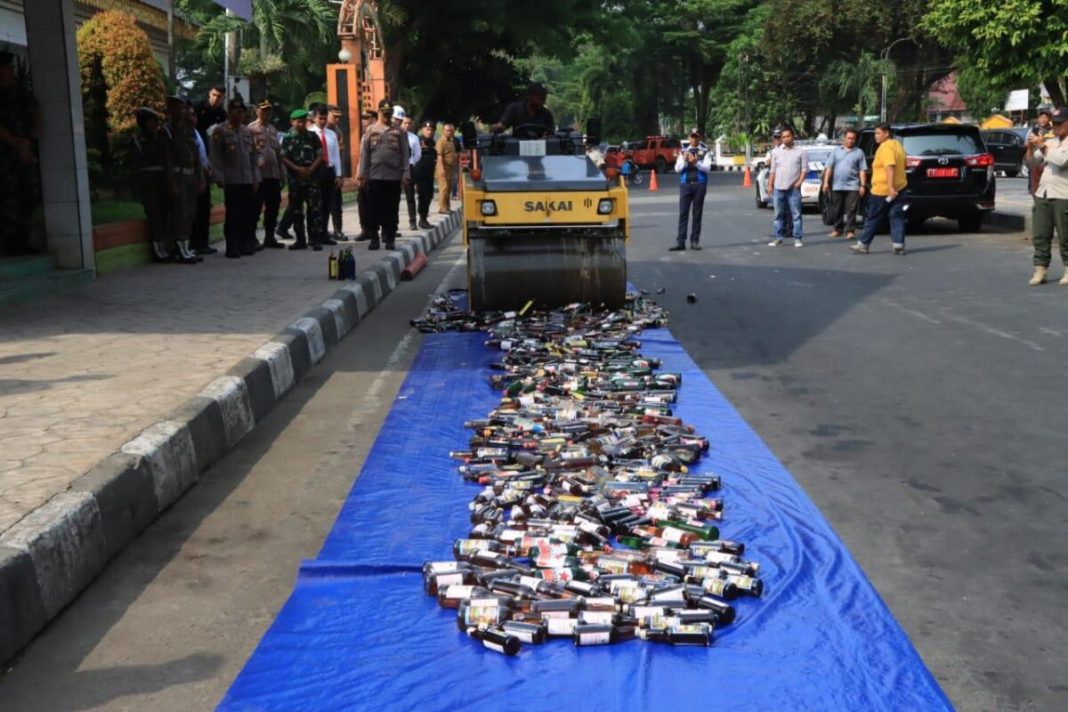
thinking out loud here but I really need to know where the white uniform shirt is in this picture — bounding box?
[310,125,343,177]
[407,131,421,166]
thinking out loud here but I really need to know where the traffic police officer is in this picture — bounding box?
[670,128,712,251]
[358,98,410,250]
[280,108,325,251]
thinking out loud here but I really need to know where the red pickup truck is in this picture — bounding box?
[628,136,682,173]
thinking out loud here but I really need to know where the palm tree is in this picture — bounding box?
[821,51,896,127]
[196,0,336,100]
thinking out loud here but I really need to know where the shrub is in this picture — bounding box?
[77,10,167,196]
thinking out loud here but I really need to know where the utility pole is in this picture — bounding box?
[880,37,914,123]
[166,0,175,80]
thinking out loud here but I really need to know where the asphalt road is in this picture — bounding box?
[2,173,1065,711]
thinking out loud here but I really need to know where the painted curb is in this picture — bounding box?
[987,210,1027,233]
[0,209,462,665]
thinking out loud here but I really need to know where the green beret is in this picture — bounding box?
[290,109,309,120]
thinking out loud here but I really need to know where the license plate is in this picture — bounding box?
[926,167,959,178]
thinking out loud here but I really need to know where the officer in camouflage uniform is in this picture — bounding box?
[0,50,39,256]
[280,108,324,251]
[166,95,203,263]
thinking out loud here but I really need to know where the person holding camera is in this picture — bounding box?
[669,129,713,252]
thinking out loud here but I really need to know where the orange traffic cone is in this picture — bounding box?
[742,165,752,188]
[649,169,659,192]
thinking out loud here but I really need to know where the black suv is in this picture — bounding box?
[858,124,996,232]
[981,128,1029,177]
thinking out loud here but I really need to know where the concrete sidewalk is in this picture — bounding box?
[0,199,461,662]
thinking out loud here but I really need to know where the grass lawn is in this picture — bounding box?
[91,186,226,227]
[92,186,354,227]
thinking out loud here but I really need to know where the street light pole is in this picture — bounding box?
[880,37,914,123]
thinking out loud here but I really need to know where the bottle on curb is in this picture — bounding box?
[328,250,338,280]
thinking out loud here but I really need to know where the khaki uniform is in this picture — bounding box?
[168,118,203,254]
[130,127,174,260]
[436,136,457,213]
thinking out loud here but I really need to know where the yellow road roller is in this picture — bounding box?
[459,122,629,311]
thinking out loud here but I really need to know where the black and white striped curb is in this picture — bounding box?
[0,210,462,664]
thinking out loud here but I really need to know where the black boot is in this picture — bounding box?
[289,232,308,250]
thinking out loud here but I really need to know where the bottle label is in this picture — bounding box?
[703,578,728,596]
[435,572,463,588]
[507,628,537,644]
[443,584,475,599]
[578,630,612,645]
[483,640,507,654]
[653,548,681,562]
[425,561,461,574]
[547,617,577,635]
[519,575,544,590]
[662,527,687,544]
[581,611,615,625]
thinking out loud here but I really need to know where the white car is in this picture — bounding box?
[755,145,834,210]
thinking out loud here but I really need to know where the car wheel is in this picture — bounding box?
[820,194,836,225]
[957,211,984,233]
[907,214,927,231]
[1005,168,1019,178]
[656,157,668,174]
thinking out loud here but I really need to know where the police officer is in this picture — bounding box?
[358,98,410,250]
[413,120,437,229]
[492,82,555,139]
[279,108,325,251]
[191,86,227,254]
[354,109,376,241]
[249,100,285,248]
[670,128,713,251]
[166,95,204,263]
[130,108,174,262]
[210,98,261,258]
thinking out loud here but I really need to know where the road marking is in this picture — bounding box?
[937,309,1045,352]
[359,248,467,407]
[880,299,943,325]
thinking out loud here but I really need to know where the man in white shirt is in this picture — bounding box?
[310,105,342,246]
[392,106,422,231]
[1026,106,1068,285]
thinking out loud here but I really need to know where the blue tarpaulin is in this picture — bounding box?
[219,330,952,712]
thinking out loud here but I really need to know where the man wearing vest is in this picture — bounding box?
[670,128,713,251]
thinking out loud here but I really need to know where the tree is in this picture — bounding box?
[660,0,751,136]
[955,65,1010,118]
[922,0,1068,107]
[821,51,895,128]
[181,0,337,109]
[77,10,167,195]
[77,10,167,134]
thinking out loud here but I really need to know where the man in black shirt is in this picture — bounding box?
[190,86,227,254]
[492,83,555,139]
[413,120,437,229]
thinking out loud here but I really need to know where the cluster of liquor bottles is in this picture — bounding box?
[328,248,357,280]
[420,295,764,656]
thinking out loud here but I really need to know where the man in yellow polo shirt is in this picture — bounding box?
[852,123,909,255]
